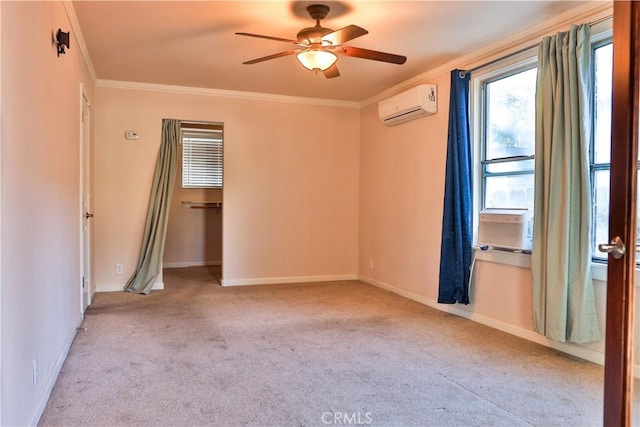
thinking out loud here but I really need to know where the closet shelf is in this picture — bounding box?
[181,201,222,209]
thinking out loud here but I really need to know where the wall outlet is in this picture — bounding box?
[115,264,124,274]
[32,360,38,388]
[369,259,374,270]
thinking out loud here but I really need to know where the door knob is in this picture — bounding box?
[598,236,626,259]
[84,212,94,219]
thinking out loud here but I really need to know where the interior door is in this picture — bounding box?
[81,91,93,314]
[602,2,640,424]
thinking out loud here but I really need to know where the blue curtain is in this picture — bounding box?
[438,70,472,304]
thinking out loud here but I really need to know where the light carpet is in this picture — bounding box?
[39,266,603,426]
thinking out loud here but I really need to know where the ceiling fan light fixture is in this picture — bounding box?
[236,4,406,77]
[296,49,337,72]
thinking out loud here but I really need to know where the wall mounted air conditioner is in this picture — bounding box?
[477,209,533,251]
[378,84,437,126]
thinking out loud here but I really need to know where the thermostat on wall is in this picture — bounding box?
[125,131,139,140]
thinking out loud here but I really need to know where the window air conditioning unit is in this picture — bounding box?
[378,84,437,126]
[477,209,533,251]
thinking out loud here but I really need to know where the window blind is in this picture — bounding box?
[181,128,223,188]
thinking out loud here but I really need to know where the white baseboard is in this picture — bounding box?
[96,281,164,293]
[358,274,609,368]
[163,260,222,268]
[29,315,81,426]
[221,274,358,287]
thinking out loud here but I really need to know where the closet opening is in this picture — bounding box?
[163,121,223,285]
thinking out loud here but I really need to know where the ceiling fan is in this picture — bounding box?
[235,4,407,78]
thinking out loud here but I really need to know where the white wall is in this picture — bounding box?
[1,1,95,425]
[358,79,448,301]
[358,4,615,366]
[93,85,360,289]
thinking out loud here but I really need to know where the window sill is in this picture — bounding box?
[473,247,633,285]
[591,262,608,282]
[473,247,531,269]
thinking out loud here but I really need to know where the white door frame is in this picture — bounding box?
[79,84,92,315]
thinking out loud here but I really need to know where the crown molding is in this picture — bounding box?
[96,79,361,109]
[360,1,613,108]
[64,0,612,109]
[62,0,97,83]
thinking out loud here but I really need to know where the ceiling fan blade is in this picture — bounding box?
[242,50,299,65]
[235,32,298,44]
[323,64,340,79]
[322,25,368,46]
[340,46,407,64]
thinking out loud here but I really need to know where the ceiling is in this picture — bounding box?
[72,1,595,102]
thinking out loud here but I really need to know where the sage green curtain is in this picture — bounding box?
[532,24,600,343]
[124,119,180,294]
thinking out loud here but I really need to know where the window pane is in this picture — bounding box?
[593,170,609,261]
[182,129,223,188]
[595,170,640,264]
[484,174,534,209]
[594,43,613,164]
[485,159,534,174]
[485,68,537,160]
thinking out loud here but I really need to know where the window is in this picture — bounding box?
[591,43,613,261]
[473,36,624,265]
[181,125,223,188]
[479,65,537,210]
[588,42,640,263]
[590,40,640,265]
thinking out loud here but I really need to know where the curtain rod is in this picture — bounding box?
[180,120,224,131]
[458,14,612,78]
[180,120,223,126]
